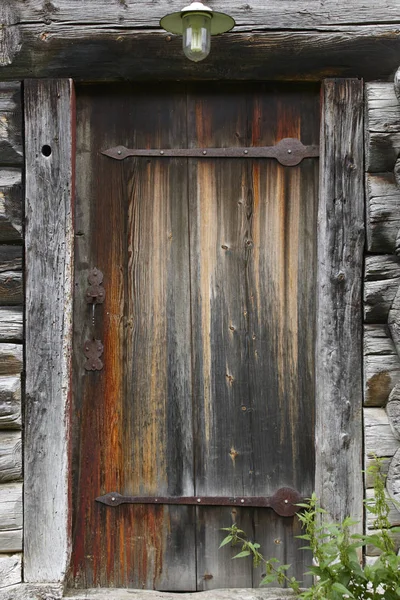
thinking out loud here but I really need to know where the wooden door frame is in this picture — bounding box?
[22,78,364,597]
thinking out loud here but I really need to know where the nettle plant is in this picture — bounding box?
[220,461,400,599]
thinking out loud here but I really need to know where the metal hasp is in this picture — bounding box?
[95,486,302,517]
[85,268,105,305]
[102,138,319,167]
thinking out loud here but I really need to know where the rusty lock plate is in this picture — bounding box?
[102,138,319,167]
[95,487,302,517]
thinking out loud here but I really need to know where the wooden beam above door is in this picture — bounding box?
[1,1,400,80]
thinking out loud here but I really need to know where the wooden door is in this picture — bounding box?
[70,82,319,591]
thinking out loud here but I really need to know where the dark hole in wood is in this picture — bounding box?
[41,144,52,157]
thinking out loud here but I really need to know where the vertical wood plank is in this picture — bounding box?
[315,79,364,527]
[24,79,75,582]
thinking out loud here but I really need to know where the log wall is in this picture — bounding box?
[0,83,23,589]
[364,81,400,561]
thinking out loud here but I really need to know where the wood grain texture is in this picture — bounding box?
[0,584,63,600]
[315,79,364,527]
[366,132,400,173]
[364,255,400,323]
[0,248,22,273]
[0,85,22,167]
[0,273,22,306]
[364,407,400,458]
[366,173,400,254]
[0,170,22,242]
[0,309,22,342]
[3,24,400,81]
[0,483,22,553]
[0,344,22,376]
[71,82,319,591]
[364,325,400,407]
[0,554,21,588]
[0,432,22,482]
[366,82,400,133]
[24,79,75,583]
[0,376,21,429]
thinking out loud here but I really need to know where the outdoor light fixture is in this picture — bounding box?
[160,2,235,63]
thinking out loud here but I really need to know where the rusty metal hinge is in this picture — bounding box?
[102,138,319,167]
[95,487,302,517]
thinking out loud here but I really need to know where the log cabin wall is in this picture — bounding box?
[364,82,400,561]
[0,83,23,588]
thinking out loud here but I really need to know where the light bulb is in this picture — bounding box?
[182,12,211,62]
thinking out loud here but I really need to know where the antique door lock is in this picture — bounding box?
[84,268,105,371]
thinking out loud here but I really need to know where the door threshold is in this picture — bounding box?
[64,589,295,600]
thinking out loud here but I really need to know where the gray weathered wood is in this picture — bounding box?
[0,432,22,482]
[2,23,400,81]
[0,308,22,341]
[0,169,22,242]
[366,487,400,529]
[364,325,400,407]
[387,448,400,508]
[0,531,22,554]
[366,82,400,133]
[0,85,22,166]
[315,79,364,527]
[0,5,20,67]
[0,554,21,588]
[0,584,63,600]
[364,255,400,323]
[366,131,400,173]
[364,407,400,458]
[0,247,22,273]
[0,483,22,553]
[24,79,75,583]
[0,344,22,375]
[365,455,391,488]
[0,273,22,306]
[0,376,21,429]
[366,173,400,254]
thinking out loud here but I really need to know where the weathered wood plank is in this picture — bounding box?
[13,0,400,28]
[366,487,400,529]
[366,173,400,254]
[0,530,22,554]
[364,407,400,458]
[366,83,400,133]
[2,26,400,81]
[315,79,364,527]
[0,376,21,429]
[0,84,22,166]
[0,554,21,588]
[0,483,22,533]
[364,325,400,407]
[0,247,22,273]
[0,273,22,306]
[24,79,75,583]
[0,308,22,341]
[387,447,400,508]
[366,131,400,173]
[365,455,391,488]
[0,432,21,482]
[0,170,22,242]
[0,344,22,375]
[364,255,400,323]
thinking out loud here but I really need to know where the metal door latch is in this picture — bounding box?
[95,486,302,517]
[84,268,105,371]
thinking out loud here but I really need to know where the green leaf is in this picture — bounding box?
[219,535,233,548]
[232,550,251,559]
[331,582,354,597]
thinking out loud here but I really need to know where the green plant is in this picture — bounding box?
[219,460,400,599]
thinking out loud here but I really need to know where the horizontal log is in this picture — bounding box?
[0,169,22,242]
[0,376,21,429]
[12,0,400,29]
[0,554,21,588]
[366,83,400,133]
[0,273,22,306]
[0,584,63,600]
[366,131,400,173]
[364,325,400,407]
[0,483,22,530]
[366,173,400,253]
[0,433,21,483]
[0,308,23,341]
[364,255,400,323]
[0,247,22,273]
[387,447,400,507]
[0,530,22,554]
[2,25,400,81]
[0,344,22,375]
[364,407,400,458]
[0,84,22,166]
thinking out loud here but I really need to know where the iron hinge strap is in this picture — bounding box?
[95,487,302,517]
[102,138,319,167]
